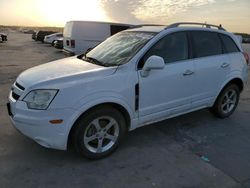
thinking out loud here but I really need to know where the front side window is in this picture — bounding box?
[191,31,222,58]
[140,32,188,67]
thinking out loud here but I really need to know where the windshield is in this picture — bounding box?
[84,31,156,66]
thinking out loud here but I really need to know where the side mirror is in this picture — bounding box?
[141,55,165,77]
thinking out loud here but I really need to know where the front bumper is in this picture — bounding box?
[7,95,76,150]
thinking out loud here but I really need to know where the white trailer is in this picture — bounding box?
[63,21,133,55]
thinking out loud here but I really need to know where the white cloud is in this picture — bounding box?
[100,0,215,23]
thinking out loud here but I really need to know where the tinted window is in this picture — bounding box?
[192,31,222,58]
[110,25,131,35]
[142,32,188,64]
[220,34,239,53]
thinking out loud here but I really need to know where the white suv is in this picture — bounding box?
[7,22,249,159]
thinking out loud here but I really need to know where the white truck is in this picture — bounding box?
[63,21,133,55]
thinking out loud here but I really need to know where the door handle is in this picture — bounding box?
[183,70,194,76]
[221,62,229,68]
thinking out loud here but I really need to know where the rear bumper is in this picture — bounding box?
[54,44,63,49]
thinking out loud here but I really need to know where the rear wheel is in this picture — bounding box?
[210,84,239,118]
[72,106,127,159]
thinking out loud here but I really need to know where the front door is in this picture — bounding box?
[138,32,195,125]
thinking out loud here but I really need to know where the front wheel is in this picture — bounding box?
[210,84,240,118]
[72,106,127,159]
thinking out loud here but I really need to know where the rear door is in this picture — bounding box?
[190,31,230,108]
[63,22,74,53]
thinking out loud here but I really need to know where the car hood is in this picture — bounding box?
[17,56,117,88]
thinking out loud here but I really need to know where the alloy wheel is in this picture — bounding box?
[221,89,237,114]
[83,116,119,153]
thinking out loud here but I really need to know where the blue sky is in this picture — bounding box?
[0,0,249,32]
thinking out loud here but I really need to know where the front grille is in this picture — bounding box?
[12,92,20,101]
[15,82,25,91]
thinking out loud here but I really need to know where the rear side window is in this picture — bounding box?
[142,32,188,64]
[220,34,240,53]
[191,31,222,58]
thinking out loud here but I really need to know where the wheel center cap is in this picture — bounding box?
[98,131,105,138]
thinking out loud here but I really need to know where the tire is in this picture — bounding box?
[51,40,55,46]
[210,84,240,118]
[72,106,127,159]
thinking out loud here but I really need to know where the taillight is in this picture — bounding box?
[243,52,249,65]
[71,40,75,48]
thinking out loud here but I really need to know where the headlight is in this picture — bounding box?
[23,89,58,110]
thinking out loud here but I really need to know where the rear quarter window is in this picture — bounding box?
[191,31,222,58]
[219,34,240,53]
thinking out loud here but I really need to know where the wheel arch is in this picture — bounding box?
[210,77,243,118]
[221,77,244,93]
[67,102,132,150]
[213,77,244,106]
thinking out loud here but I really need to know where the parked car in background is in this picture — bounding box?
[63,21,133,55]
[0,33,7,42]
[243,38,250,43]
[53,38,63,49]
[7,22,249,159]
[23,29,35,34]
[44,33,63,45]
[36,31,56,42]
[32,32,37,40]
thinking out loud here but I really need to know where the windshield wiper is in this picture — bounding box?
[82,56,112,67]
[78,54,116,67]
[86,57,102,65]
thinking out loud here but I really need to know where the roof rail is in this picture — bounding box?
[166,22,226,31]
[131,24,165,28]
